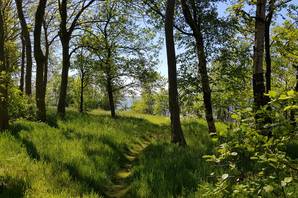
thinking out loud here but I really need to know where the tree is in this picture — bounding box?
[82,0,159,118]
[73,49,94,113]
[57,0,96,118]
[180,0,217,134]
[19,33,25,92]
[165,0,186,146]
[0,0,9,130]
[15,0,32,96]
[253,0,267,124]
[34,0,47,121]
[42,0,59,103]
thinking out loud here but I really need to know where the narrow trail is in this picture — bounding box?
[104,134,157,198]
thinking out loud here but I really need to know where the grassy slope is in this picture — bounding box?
[0,109,227,197]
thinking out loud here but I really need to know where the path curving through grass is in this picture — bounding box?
[104,134,157,198]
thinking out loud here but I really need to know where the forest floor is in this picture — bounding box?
[1,109,297,197]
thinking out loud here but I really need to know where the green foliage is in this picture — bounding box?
[8,87,35,120]
[131,88,169,116]
[201,91,298,197]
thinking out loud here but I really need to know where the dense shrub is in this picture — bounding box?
[201,90,298,197]
[8,87,35,120]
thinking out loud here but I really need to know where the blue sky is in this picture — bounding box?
[156,0,297,77]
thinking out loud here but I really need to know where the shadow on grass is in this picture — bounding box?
[7,110,214,197]
[10,123,41,161]
[0,176,27,198]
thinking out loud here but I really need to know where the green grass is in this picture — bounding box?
[0,109,230,197]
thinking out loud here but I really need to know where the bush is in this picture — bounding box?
[201,90,298,197]
[8,87,35,120]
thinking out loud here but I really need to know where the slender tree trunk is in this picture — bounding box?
[106,76,116,118]
[0,3,9,130]
[195,35,217,134]
[80,72,84,113]
[180,0,216,134]
[165,0,186,146]
[265,0,274,94]
[43,22,49,97]
[15,0,32,96]
[253,0,267,130]
[20,33,25,92]
[34,0,47,122]
[264,23,271,94]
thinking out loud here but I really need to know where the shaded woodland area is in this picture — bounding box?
[0,0,297,197]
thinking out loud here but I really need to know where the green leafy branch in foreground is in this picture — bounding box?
[202,90,298,197]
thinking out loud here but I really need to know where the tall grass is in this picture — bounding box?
[0,109,227,197]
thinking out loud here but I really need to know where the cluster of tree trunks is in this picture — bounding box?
[15,0,32,96]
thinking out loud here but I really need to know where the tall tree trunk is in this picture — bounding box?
[265,0,274,94]
[15,0,32,96]
[57,0,95,118]
[195,34,217,134]
[34,0,47,122]
[20,33,25,92]
[106,76,116,118]
[165,0,186,146]
[180,0,216,134]
[57,40,70,118]
[253,0,267,130]
[0,3,9,130]
[80,71,84,113]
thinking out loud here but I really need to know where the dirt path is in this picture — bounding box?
[104,135,156,198]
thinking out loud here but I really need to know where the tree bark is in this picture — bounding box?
[57,40,70,117]
[165,0,186,146]
[57,0,69,118]
[265,0,274,94]
[180,0,216,134]
[253,0,267,131]
[34,0,47,122]
[15,0,32,96]
[106,75,116,118]
[0,3,9,130]
[20,33,25,92]
[43,22,49,97]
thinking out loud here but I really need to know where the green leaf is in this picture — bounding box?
[231,114,239,120]
[284,105,298,111]
[287,90,295,96]
[222,173,229,180]
[268,90,277,98]
[279,94,290,100]
[284,177,293,183]
[263,185,274,192]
